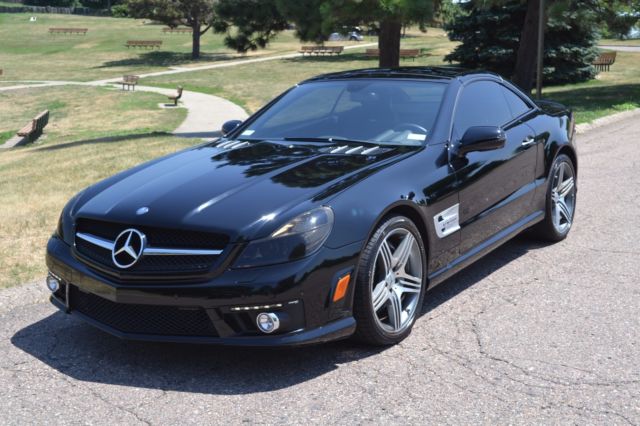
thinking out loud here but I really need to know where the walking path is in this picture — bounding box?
[0,43,377,148]
[598,44,640,52]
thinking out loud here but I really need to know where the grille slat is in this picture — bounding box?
[70,286,218,337]
[74,218,228,275]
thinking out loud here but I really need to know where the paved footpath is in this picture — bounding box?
[598,44,640,52]
[0,114,638,424]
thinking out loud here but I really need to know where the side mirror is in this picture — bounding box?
[456,126,506,157]
[221,120,243,136]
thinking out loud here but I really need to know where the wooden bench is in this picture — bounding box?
[17,110,49,144]
[125,40,163,49]
[168,86,183,106]
[120,75,139,91]
[299,45,344,56]
[593,51,617,72]
[365,48,421,60]
[49,28,88,35]
[162,27,193,34]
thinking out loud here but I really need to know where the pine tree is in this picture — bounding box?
[444,0,599,88]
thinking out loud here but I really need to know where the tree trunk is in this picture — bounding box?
[378,17,402,68]
[191,21,201,60]
[513,0,542,92]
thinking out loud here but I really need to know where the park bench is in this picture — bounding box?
[162,27,193,34]
[299,45,344,56]
[365,48,421,60]
[120,75,139,91]
[593,51,617,72]
[168,86,183,106]
[49,28,88,35]
[125,40,163,49]
[17,110,49,144]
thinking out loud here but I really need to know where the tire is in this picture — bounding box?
[531,154,577,242]
[353,215,427,345]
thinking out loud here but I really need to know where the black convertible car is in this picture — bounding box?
[46,67,577,346]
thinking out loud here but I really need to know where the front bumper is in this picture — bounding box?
[46,236,361,346]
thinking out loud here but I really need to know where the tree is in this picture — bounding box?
[127,0,217,59]
[216,0,435,68]
[445,0,599,89]
[601,0,640,39]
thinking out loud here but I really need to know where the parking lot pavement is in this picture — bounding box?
[1,116,639,425]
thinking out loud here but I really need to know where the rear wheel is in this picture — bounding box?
[532,154,577,242]
[353,215,427,345]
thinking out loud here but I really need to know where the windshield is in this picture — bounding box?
[237,79,447,146]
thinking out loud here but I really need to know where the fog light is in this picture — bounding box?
[256,312,280,334]
[46,275,60,293]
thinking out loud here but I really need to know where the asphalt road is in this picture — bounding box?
[1,115,639,425]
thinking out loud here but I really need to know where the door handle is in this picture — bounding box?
[521,136,536,147]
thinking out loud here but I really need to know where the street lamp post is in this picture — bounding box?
[536,0,545,99]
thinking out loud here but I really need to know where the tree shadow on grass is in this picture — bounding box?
[31,132,173,152]
[544,83,640,115]
[95,51,239,69]
[11,234,546,394]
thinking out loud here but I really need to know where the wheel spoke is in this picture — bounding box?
[379,240,393,273]
[372,281,390,312]
[387,291,403,330]
[558,176,574,198]
[557,199,572,223]
[397,273,422,294]
[555,163,565,191]
[392,233,415,271]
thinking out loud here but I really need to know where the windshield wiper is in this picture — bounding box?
[283,137,378,146]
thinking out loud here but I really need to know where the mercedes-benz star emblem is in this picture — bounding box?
[112,229,146,269]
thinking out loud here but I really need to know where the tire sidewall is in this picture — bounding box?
[354,215,427,344]
[546,154,577,240]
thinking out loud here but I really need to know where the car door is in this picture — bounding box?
[450,80,538,254]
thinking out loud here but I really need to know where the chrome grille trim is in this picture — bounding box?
[76,232,223,256]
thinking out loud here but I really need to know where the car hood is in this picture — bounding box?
[74,140,411,242]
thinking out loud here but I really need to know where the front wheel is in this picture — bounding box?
[353,215,427,345]
[531,154,577,242]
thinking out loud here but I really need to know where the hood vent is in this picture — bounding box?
[217,140,250,150]
[327,145,383,155]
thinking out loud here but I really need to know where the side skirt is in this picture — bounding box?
[427,210,544,289]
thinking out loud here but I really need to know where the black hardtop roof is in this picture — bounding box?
[301,67,502,84]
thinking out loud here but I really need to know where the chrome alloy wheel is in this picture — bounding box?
[550,161,576,234]
[370,228,424,334]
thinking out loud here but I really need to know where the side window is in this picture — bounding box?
[502,86,532,118]
[454,81,513,138]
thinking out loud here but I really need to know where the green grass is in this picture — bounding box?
[599,38,640,46]
[0,85,187,144]
[0,12,357,81]
[543,52,640,124]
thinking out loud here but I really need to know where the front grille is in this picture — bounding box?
[76,218,229,249]
[74,218,228,275]
[69,286,218,337]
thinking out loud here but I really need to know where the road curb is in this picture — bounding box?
[575,108,640,134]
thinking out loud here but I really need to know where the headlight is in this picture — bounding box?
[233,207,334,268]
[55,212,64,239]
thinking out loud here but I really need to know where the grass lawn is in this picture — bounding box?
[0,12,352,81]
[0,134,195,288]
[0,85,187,145]
[542,51,640,124]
